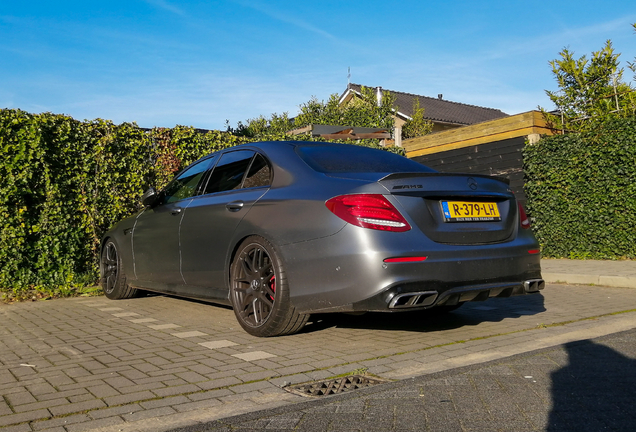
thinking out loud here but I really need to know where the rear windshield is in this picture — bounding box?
[295,144,435,174]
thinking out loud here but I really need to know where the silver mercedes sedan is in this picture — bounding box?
[100,141,543,337]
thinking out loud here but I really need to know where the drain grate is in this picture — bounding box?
[285,375,388,397]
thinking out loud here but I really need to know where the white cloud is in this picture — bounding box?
[142,0,186,16]
[233,0,337,41]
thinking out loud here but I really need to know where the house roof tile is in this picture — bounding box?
[345,84,508,126]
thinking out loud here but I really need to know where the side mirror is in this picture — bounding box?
[141,188,157,207]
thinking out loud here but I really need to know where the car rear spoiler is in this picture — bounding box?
[379,172,511,185]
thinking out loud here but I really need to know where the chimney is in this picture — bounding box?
[438,94,443,100]
[376,86,383,107]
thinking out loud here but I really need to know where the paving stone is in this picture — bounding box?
[122,406,177,422]
[11,398,69,413]
[67,393,98,403]
[87,403,143,420]
[48,399,106,416]
[152,384,201,397]
[232,351,276,361]
[103,376,135,388]
[187,388,234,402]
[175,371,207,383]
[199,340,238,349]
[186,364,218,375]
[64,416,125,432]
[0,409,51,428]
[172,331,208,338]
[5,391,38,407]
[112,312,140,318]
[25,383,57,396]
[86,383,120,398]
[148,323,182,330]
[161,378,188,387]
[230,381,276,394]
[172,397,223,413]
[140,395,190,410]
[119,381,166,393]
[103,390,156,406]
[0,400,12,416]
[0,423,34,432]
[36,388,87,402]
[196,376,242,390]
[129,318,158,323]
[31,413,90,430]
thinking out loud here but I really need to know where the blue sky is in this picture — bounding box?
[2,1,635,130]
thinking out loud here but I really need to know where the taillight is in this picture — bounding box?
[326,194,411,232]
[518,202,531,229]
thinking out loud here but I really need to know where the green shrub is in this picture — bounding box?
[0,109,241,299]
[524,117,636,258]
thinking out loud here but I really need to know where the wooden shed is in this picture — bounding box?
[404,111,556,205]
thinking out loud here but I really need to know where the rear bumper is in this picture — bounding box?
[278,224,542,314]
[352,278,545,312]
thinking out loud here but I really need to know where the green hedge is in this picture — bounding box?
[0,109,244,299]
[524,117,636,259]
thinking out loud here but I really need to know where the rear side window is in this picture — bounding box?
[296,144,435,174]
[243,154,271,188]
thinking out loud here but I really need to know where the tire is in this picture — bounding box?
[230,236,309,337]
[100,239,138,300]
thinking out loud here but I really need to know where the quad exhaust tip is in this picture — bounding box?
[524,279,545,293]
[389,291,438,309]
[389,280,544,309]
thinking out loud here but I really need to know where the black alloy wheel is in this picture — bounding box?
[230,236,308,337]
[233,243,276,326]
[100,239,138,300]
[101,241,119,296]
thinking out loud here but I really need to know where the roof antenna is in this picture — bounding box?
[347,67,351,89]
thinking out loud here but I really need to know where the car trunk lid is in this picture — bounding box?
[379,172,518,245]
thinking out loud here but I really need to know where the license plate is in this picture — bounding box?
[441,201,501,222]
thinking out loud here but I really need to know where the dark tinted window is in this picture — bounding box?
[296,144,435,174]
[161,157,213,204]
[243,154,271,188]
[202,150,254,194]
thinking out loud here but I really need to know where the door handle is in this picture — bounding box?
[171,208,182,215]
[226,201,244,212]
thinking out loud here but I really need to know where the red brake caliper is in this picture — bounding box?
[268,275,276,301]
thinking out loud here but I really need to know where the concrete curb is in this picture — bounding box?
[543,273,636,289]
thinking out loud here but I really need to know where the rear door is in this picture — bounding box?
[179,150,272,291]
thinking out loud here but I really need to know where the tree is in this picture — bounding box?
[402,98,433,139]
[628,23,636,81]
[294,86,398,131]
[229,112,293,139]
[542,34,636,133]
[232,86,398,140]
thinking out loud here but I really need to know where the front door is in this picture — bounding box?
[132,157,213,287]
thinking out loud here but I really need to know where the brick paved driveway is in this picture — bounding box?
[1,284,636,431]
